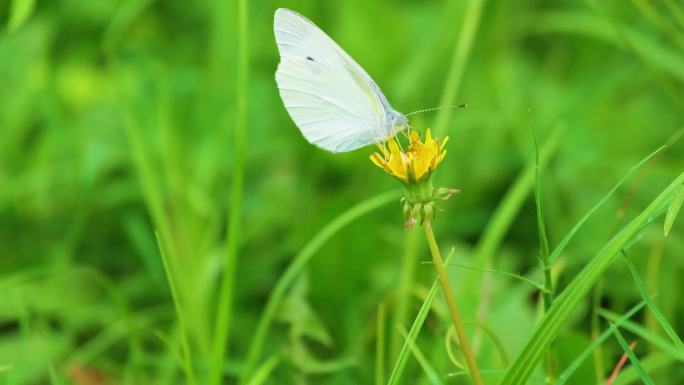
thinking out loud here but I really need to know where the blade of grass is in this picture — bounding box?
[155,232,197,385]
[392,230,420,359]
[499,171,684,385]
[530,110,556,384]
[239,189,401,385]
[556,300,647,385]
[474,123,565,268]
[531,111,552,306]
[630,0,684,50]
[609,324,655,385]
[376,303,386,385]
[611,352,675,385]
[435,262,544,291]
[468,123,563,360]
[585,0,684,108]
[210,0,249,384]
[244,355,281,385]
[606,341,637,385]
[599,309,684,362]
[663,0,684,30]
[446,320,511,367]
[397,327,445,385]
[434,0,485,137]
[663,182,684,236]
[643,239,665,351]
[387,249,455,385]
[621,251,684,350]
[449,369,546,384]
[591,279,605,384]
[549,145,665,263]
[7,0,35,32]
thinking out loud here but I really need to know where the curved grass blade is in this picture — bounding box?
[609,324,655,385]
[499,171,684,385]
[240,190,401,385]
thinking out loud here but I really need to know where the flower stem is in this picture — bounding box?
[423,221,484,385]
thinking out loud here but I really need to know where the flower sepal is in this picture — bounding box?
[400,180,459,229]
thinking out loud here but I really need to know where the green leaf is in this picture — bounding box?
[664,182,684,236]
[499,172,684,385]
[609,323,655,385]
[8,0,35,32]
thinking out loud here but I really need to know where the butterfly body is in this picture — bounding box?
[274,8,407,153]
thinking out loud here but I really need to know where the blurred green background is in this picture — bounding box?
[1,0,683,384]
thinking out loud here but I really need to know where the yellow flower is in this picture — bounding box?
[370,129,448,184]
[370,128,457,228]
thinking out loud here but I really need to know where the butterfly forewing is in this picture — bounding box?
[274,8,393,152]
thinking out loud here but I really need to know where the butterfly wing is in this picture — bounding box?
[274,8,394,152]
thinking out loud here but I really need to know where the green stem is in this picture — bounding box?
[423,221,484,385]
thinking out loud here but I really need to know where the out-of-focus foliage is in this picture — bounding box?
[0,0,682,384]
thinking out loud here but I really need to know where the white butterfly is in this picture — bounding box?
[274,8,408,153]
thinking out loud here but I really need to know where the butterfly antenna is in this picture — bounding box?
[405,104,468,117]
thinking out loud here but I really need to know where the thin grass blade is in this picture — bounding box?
[556,301,647,385]
[387,249,455,385]
[609,323,655,385]
[397,327,445,385]
[599,309,684,362]
[621,252,684,350]
[549,146,665,263]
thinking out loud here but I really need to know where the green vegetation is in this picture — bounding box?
[1,1,683,384]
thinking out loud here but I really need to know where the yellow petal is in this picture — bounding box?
[425,129,433,146]
[370,153,384,168]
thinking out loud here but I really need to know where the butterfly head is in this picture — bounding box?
[388,110,409,136]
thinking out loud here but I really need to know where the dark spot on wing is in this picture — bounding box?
[306,56,315,62]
